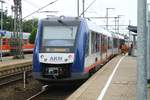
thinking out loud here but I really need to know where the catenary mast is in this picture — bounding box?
[11,0,24,59]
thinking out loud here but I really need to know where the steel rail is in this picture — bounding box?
[0,70,31,86]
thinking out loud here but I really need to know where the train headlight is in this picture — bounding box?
[68,54,74,61]
[68,55,73,59]
[40,55,44,59]
[60,15,65,20]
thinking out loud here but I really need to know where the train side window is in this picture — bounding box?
[85,32,89,57]
[108,37,110,49]
[101,35,104,53]
[6,39,8,45]
[113,38,118,48]
[91,32,97,53]
[108,37,113,49]
[96,33,100,52]
[2,38,6,45]
[24,39,28,45]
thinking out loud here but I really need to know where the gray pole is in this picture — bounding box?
[106,8,115,29]
[77,0,79,17]
[23,71,26,88]
[118,16,120,33]
[117,15,124,33]
[0,0,3,31]
[114,17,117,32]
[106,8,108,29]
[128,20,131,47]
[82,0,85,17]
[147,10,150,82]
[0,0,4,62]
[137,0,147,99]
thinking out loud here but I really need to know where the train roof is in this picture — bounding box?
[41,16,120,38]
[110,31,124,39]
[86,19,112,37]
[41,16,80,26]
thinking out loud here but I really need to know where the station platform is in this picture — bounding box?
[67,55,137,100]
[0,54,32,68]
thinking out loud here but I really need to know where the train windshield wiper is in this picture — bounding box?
[57,20,74,37]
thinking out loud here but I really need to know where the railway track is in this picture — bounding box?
[0,70,31,86]
[0,61,32,76]
[27,85,80,100]
[0,61,32,86]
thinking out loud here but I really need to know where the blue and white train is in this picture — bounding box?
[32,16,124,84]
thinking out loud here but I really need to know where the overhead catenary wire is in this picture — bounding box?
[80,0,98,17]
[23,0,59,20]
[23,0,39,8]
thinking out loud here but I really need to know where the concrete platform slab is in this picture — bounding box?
[0,54,32,68]
[67,55,136,100]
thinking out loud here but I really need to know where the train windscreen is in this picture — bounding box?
[42,26,77,47]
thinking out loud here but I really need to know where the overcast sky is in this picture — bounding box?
[5,0,137,23]
[4,0,150,34]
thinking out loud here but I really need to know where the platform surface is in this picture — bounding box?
[67,55,137,100]
[0,54,32,68]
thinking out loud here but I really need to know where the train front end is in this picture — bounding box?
[32,17,89,84]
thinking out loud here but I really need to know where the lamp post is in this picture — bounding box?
[106,8,115,29]
[117,15,124,33]
[137,0,147,99]
[0,0,5,62]
[114,17,117,32]
[128,20,131,47]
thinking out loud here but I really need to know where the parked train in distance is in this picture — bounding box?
[32,16,125,85]
[0,31,34,55]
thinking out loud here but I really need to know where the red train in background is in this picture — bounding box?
[0,31,34,55]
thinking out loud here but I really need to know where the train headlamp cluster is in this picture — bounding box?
[40,55,44,59]
[59,15,65,20]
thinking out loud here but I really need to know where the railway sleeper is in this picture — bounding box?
[0,66,32,77]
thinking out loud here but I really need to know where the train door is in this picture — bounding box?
[101,34,107,62]
[100,34,102,64]
[84,31,101,72]
[113,38,118,54]
[107,37,113,58]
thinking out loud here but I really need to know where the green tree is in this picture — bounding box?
[3,16,13,31]
[29,27,37,44]
[22,18,38,32]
